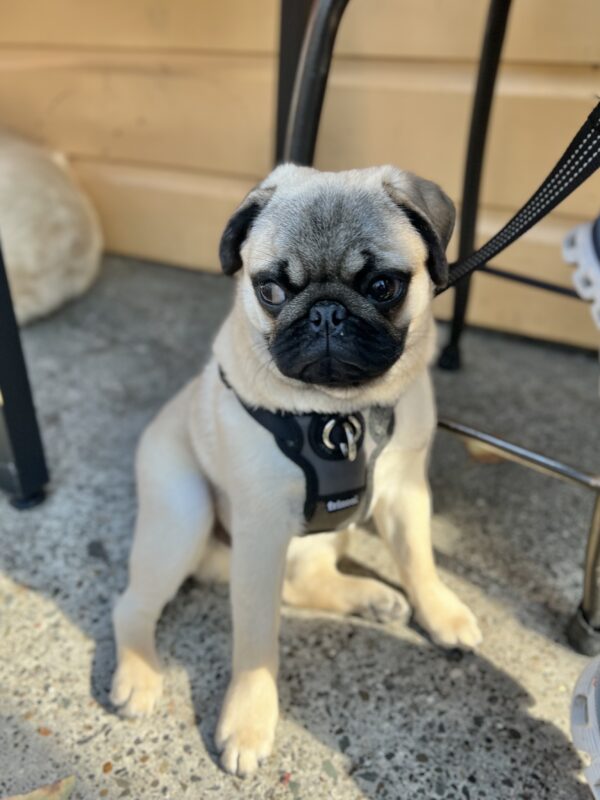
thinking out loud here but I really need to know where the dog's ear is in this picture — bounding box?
[381,167,455,288]
[219,185,275,275]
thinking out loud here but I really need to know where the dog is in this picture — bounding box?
[110,164,482,777]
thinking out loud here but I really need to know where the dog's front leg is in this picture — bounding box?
[373,446,482,650]
[216,514,293,777]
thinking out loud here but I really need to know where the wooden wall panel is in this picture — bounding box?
[434,273,598,349]
[0,53,597,216]
[0,51,275,178]
[335,0,600,64]
[0,0,597,348]
[0,1,598,66]
[0,0,278,53]
[316,61,600,218]
[73,159,253,270]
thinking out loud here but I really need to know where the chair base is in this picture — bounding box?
[437,342,462,371]
[567,606,600,656]
[10,488,46,510]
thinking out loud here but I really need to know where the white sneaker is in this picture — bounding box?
[563,217,600,331]
[571,657,600,797]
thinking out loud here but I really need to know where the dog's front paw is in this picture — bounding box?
[415,582,482,650]
[110,649,163,718]
[216,669,278,777]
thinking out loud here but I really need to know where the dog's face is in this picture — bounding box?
[219,165,454,391]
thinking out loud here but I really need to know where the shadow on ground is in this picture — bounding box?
[2,573,589,800]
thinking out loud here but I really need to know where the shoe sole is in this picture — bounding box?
[572,656,600,798]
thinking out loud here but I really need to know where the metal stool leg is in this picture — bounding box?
[282,0,350,166]
[568,495,600,655]
[438,0,512,371]
[439,419,600,654]
[275,0,315,164]
[0,239,48,508]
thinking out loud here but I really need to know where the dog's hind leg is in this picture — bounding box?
[195,531,409,623]
[111,386,214,718]
[282,532,410,623]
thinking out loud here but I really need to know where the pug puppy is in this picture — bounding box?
[110,164,482,777]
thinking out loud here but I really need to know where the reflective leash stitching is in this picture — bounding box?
[437,102,600,296]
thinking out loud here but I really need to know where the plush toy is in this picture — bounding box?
[0,130,102,324]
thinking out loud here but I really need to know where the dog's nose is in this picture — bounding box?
[308,301,347,334]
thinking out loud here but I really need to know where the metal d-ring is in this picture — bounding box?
[340,422,357,461]
[322,418,337,451]
[323,415,362,461]
[348,415,361,435]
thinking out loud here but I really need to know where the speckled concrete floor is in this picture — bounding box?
[0,256,598,800]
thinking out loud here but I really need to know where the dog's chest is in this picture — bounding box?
[218,371,395,534]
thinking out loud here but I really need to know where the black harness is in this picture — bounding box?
[220,369,394,534]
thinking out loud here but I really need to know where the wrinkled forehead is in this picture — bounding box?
[245,183,413,283]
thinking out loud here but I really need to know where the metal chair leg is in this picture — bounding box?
[582,494,600,626]
[275,0,315,164]
[439,420,600,655]
[568,495,600,655]
[282,0,350,166]
[438,0,513,371]
[0,239,48,508]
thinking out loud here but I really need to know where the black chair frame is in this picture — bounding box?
[275,0,600,653]
[0,242,48,508]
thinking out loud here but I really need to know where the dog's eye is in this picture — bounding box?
[259,281,287,306]
[365,275,405,305]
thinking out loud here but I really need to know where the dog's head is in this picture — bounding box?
[219,165,454,391]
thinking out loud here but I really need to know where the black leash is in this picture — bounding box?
[437,101,600,296]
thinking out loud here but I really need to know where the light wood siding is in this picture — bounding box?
[0,1,598,347]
